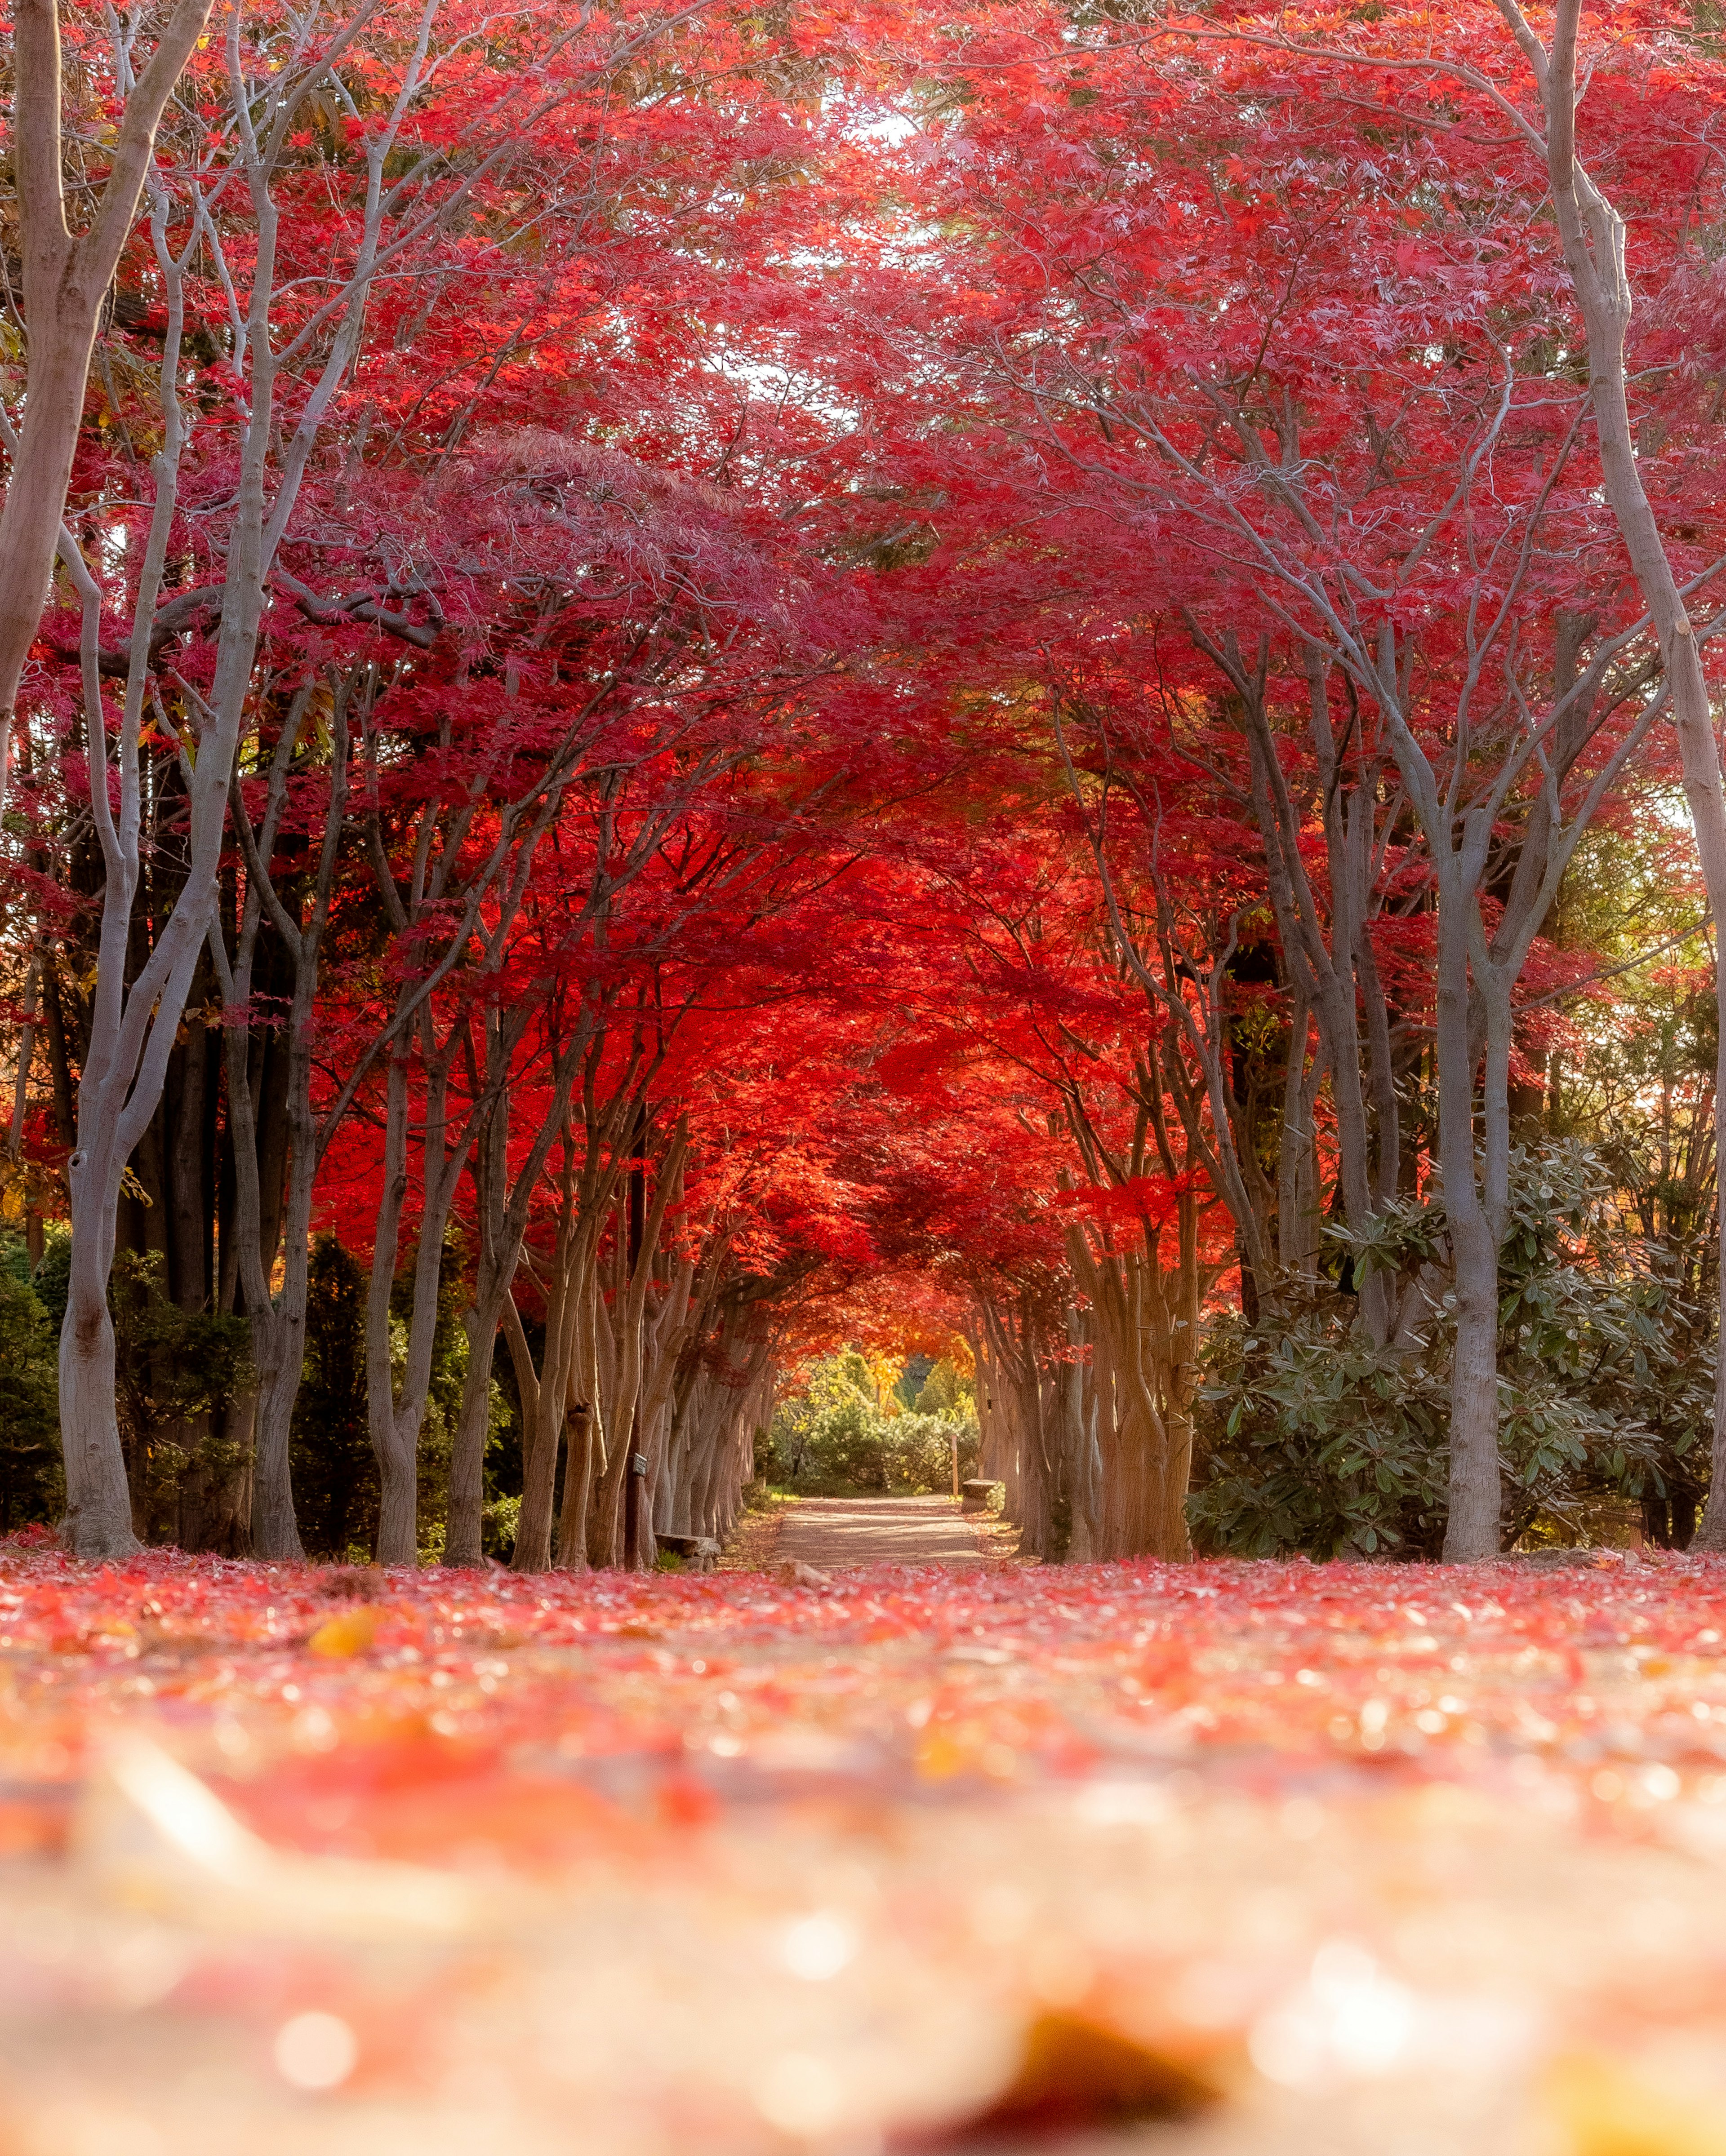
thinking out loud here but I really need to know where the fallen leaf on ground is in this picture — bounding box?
[307,1607,380,1657]
[909,2012,1219,2144]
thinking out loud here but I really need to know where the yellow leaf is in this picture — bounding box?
[915,1726,969,1781]
[1547,2054,1726,2156]
[307,1607,380,1658]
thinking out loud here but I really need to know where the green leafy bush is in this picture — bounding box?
[109,1250,251,1536]
[482,1492,521,1560]
[885,1409,979,1492]
[1191,1144,1711,1558]
[761,1351,979,1495]
[1191,1305,1450,1558]
[0,1236,62,1531]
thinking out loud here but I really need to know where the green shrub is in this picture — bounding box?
[916,1358,976,1417]
[1191,1143,1710,1558]
[1191,1303,1451,1558]
[0,1237,62,1531]
[109,1250,251,1536]
[762,1350,979,1495]
[885,1409,979,1492]
[483,1492,521,1559]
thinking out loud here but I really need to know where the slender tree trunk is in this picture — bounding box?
[0,0,215,817]
[1434,890,1502,1559]
[59,1214,134,1554]
[559,1404,596,1571]
[513,1328,571,1572]
[366,1058,418,1564]
[446,1310,499,1569]
[247,1006,320,1562]
[364,998,474,1566]
[446,1008,594,1567]
[1165,1191,1203,1555]
[1508,0,1726,1547]
[1445,1216,1503,1560]
[1277,1000,1323,1278]
[245,944,325,1560]
[210,681,349,1562]
[374,1420,419,1567]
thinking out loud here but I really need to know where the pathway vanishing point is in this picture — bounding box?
[774,1493,985,1569]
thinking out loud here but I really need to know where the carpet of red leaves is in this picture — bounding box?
[2,1540,1725,2156]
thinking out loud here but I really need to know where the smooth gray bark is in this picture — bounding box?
[57,10,433,1554]
[0,0,215,823]
[208,682,352,1558]
[1490,0,1726,1548]
[1059,333,1665,1558]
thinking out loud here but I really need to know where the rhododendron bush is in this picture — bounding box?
[0,1540,1722,2153]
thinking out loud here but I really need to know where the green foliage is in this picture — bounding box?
[894,1352,934,1408]
[916,1357,976,1417]
[483,1491,522,1560]
[14,1226,256,1540]
[290,1236,375,1557]
[1191,1144,1711,1558]
[889,1409,980,1491]
[110,1251,251,1532]
[392,1247,470,1563]
[0,1235,62,1531]
[32,1227,70,1331]
[761,1350,979,1495]
[796,1390,882,1488]
[761,1352,867,1485]
[1191,1304,1450,1559]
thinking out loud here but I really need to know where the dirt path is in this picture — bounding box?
[775,1493,985,1570]
[716,1499,787,1572]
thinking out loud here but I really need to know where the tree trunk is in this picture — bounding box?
[365,1028,472,1567]
[446,1310,499,1569]
[1434,891,1503,1559]
[247,967,322,1562]
[58,1216,136,1556]
[374,1411,420,1570]
[446,1010,596,1568]
[365,1057,418,1565]
[0,0,215,817]
[1514,1,1726,1548]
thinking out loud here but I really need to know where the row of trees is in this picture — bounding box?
[2,0,1724,1566]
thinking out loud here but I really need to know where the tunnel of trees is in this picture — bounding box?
[2,0,1724,1569]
